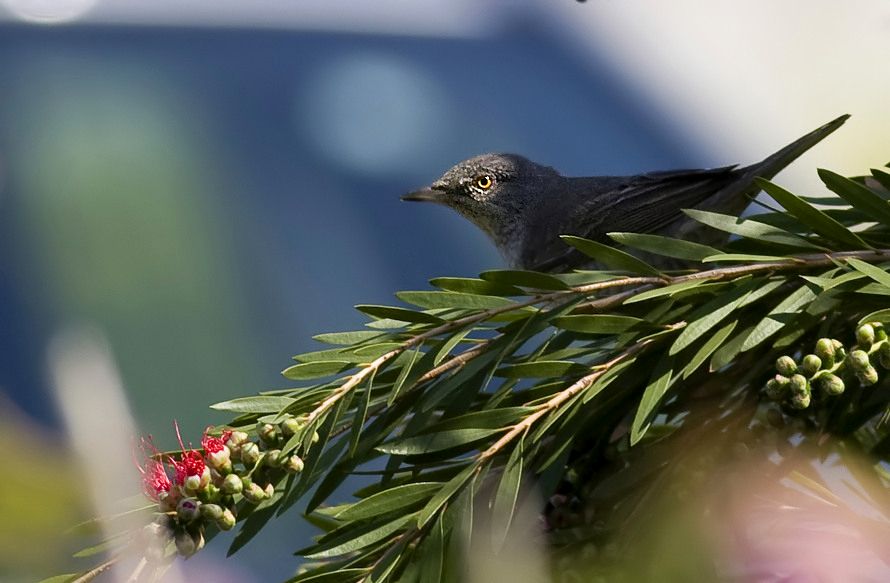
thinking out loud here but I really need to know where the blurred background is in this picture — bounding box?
[1,0,888,581]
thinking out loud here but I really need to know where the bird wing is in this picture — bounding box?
[524,167,738,272]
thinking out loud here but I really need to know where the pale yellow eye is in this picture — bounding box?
[475,175,493,190]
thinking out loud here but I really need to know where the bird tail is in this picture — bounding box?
[696,113,850,216]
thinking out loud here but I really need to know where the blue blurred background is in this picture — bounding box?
[1,1,887,581]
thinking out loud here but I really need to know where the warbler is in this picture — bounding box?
[403,115,848,272]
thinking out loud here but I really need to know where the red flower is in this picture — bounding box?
[135,436,173,502]
[171,421,209,492]
[202,427,233,471]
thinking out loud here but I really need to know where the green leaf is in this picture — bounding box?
[355,305,444,324]
[389,345,422,404]
[418,514,445,583]
[433,328,473,365]
[210,395,295,413]
[334,483,441,522]
[429,277,523,296]
[417,463,480,528]
[396,291,516,310]
[624,279,712,304]
[819,169,890,227]
[755,178,868,248]
[560,235,660,275]
[846,257,890,289]
[377,428,503,455]
[631,355,673,445]
[479,269,570,290]
[608,232,720,261]
[669,281,755,355]
[871,168,890,192]
[304,513,415,559]
[552,315,644,334]
[282,361,352,380]
[683,209,821,249]
[858,308,890,326]
[495,360,587,378]
[228,502,278,557]
[740,283,818,352]
[288,569,368,583]
[681,319,737,379]
[313,330,390,345]
[427,407,532,431]
[491,439,524,552]
[702,253,792,263]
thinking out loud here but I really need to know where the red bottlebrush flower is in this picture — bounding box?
[134,436,174,505]
[171,421,209,492]
[201,427,233,471]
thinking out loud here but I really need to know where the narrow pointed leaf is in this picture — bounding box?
[683,209,822,249]
[608,232,720,261]
[702,253,793,263]
[495,360,587,378]
[313,330,390,345]
[396,291,516,310]
[491,439,524,552]
[755,178,868,247]
[430,277,523,296]
[356,305,444,324]
[819,169,890,227]
[377,428,503,455]
[417,462,480,527]
[479,269,569,290]
[433,328,473,365]
[681,319,737,379]
[560,235,660,275]
[846,257,890,289]
[740,283,818,352]
[631,356,673,444]
[210,395,295,413]
[552,314,644,334]
[304,514,415,559]
[669,281,755,355]
[871,168,890,192]
[418,514,445,583]
[282,361,352,380]
[858,308,890,327]
[335,483,441,522]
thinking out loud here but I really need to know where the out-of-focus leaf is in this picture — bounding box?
[479,269,570,290]
[491,439,524,552]
[756,178,868,248]
[608,232,720,261]
[377,428,502,455]
[560,235,660,275]
[396,291,516,310]
[210,395,295,413]
[552,314,644,334]
[429,277,523,296]
[335,483,441,522]
[871,168,890,192]
[418,513,445,583]
[356,305,444,324]
[819,169,890,227]
[282,361,352,380]
[495,360,587,378]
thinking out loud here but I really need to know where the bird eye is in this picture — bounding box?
[475,175,493,190]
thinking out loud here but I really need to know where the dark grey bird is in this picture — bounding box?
[402,115,848,272]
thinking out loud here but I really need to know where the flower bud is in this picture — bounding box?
[280,417,303,437]
[264,449,283,468]
[199,483,221,504]
[263,483,275,498]
[817,373,845,396]
[221,473,243,495]
[199,503,224,521]
[790,390,811,409]
[857,324,875,349]
[775,355,797,376]
[878,343,890,369]
[789,374,808,395]
[815,338,835,364]
[177,497,201,523]
[183,466,211,493]
[849,350,870,372]
[175,529,198,557]
[258,423,278,445]
[240,441,261,467]
[286,455,305,473]
[311,431,320,444]
[832,339,846,361]
[216,508,236,531]
[800,354,822,377]
[242,480,267,504]
[764,378,785,401]
[856,365,879,386]
[872,322,887,342]
[226,430,249,452]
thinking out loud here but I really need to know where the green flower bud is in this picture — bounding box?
[264,449,283,468]
[311,431,320,445]
[199,483,221,504]
[221,473,243,495]
[849,349,870,372]
[815,338,836,363]
[258,423,278,445]
[176,497,201,523]
[175,529,198,557]
[817,373,845,396]
[280,416,303,437]
[286,455,305,473]
[225,430,249,452]
[790,390,811,409]
[856,365,879,386]
[832,339,846,362]
[240,441,261,467]
[878,343,890,369]
[216,508,236,531]
[263,483,275,498]
[764,378,786,401]
[800,354,822,377]
[872,322,887,342]
[199,503,224,521]
[856,324,875,349]
[775,355,797,376]
[242,480,267,504]
[789,374,809,395]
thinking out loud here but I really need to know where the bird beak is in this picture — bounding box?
[401,186,447,203]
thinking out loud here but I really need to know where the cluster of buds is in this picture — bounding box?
[764,321,889,410]
[136,416,314,559]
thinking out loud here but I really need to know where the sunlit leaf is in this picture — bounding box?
[608,232,720,261]
[560,235,660,275]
